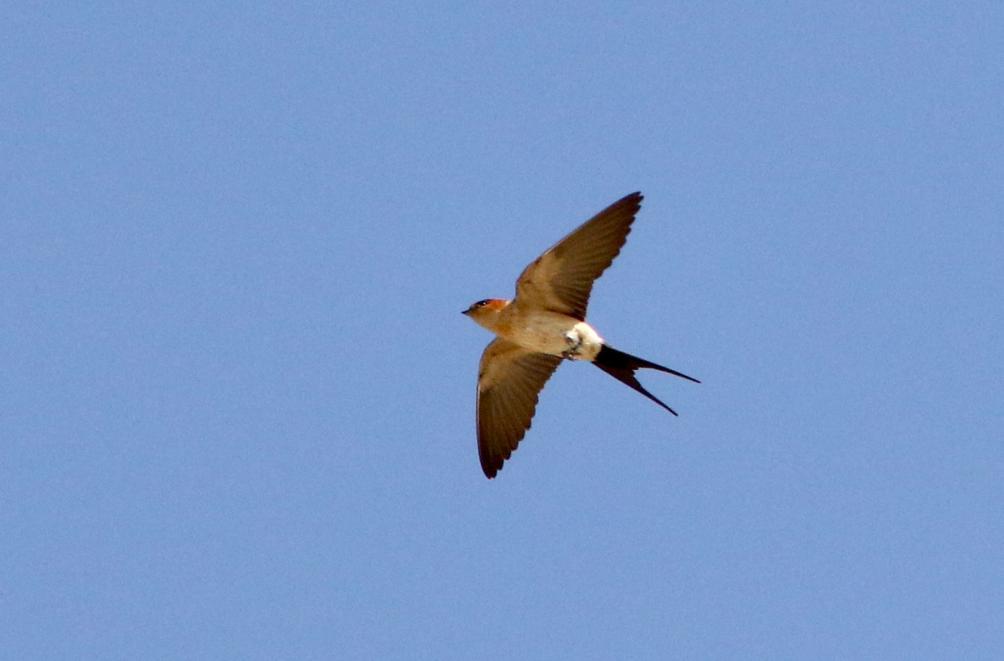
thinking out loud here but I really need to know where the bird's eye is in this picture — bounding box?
[476,300,489,307]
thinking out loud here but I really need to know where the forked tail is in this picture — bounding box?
[593,345,700,416]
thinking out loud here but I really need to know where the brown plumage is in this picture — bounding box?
[463,192,699,478]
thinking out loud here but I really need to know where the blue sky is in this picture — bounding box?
[4,3,1002,659]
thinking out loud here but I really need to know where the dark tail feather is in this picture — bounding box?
[593,345,700,416]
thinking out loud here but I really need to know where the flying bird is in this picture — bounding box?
[462,191,699,478]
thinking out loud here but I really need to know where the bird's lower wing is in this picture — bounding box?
[477,339,562,478]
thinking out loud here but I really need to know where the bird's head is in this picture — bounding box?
[462,298,509,329]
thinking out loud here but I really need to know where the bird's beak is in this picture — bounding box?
[461,308,470,315]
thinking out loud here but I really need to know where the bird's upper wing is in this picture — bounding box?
[514,192,643,320]
[477,338,563,478]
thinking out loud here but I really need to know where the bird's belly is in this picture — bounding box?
[502,313,603,360]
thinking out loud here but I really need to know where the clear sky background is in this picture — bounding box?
[4,3,1002,659]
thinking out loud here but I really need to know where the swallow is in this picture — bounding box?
[462,191,699,478]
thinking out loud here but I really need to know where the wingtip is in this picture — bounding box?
[479,453,503,479]
[610,191,643,210]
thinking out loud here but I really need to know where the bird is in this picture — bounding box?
[462,191,699,478]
